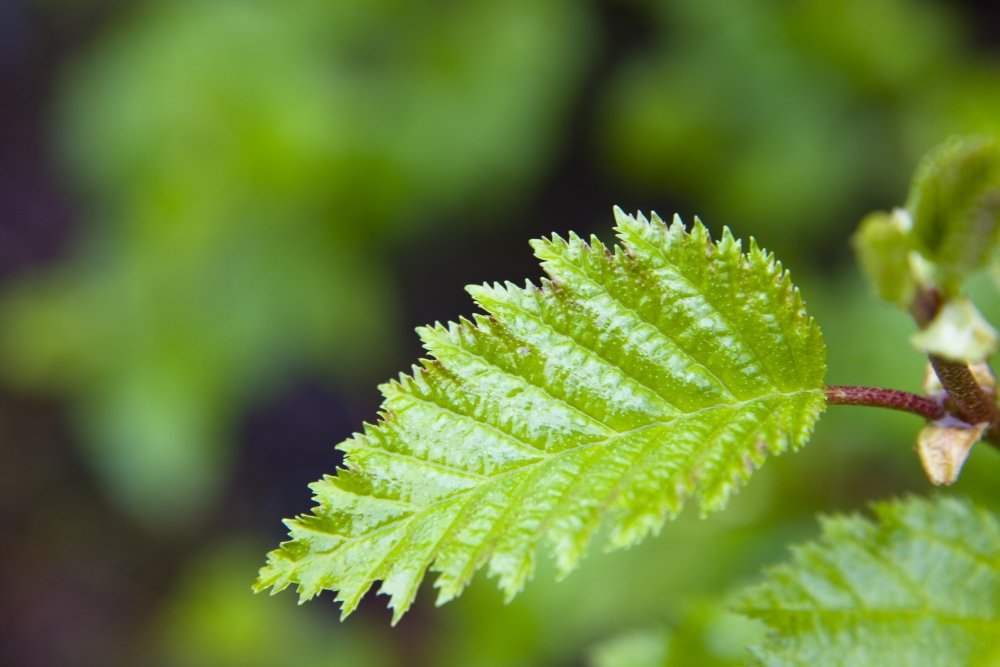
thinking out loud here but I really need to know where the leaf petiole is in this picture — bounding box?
[824,385,945,421]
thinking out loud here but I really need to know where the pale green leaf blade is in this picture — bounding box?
[736,496,1000,666]
[907,135,1000,293]
[852,209,917,308]
[256,209,827,623]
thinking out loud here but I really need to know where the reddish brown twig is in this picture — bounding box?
[825,385,945,421]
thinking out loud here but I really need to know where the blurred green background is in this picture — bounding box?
[2,0,1000,665]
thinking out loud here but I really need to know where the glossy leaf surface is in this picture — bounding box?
[256,209,827,622]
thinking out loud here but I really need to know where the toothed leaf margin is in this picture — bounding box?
[256,208,827,623]
[736,496,1000,666]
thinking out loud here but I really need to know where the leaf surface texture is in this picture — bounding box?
[908,136,1000,293]
[737,496,1000,666]
[256,209,826,622]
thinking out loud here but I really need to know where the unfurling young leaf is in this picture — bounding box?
[256,208,827,623]
[854,136,1000,309]
[907,135,1000,294]
[736,496,1000,667]
[852,208,917,308]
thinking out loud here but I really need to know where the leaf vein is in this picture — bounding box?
[627,228,783,389]
[543,249,741,401]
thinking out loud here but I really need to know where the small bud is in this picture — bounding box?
[915,419,987,486]
[907,249,936,288]
[852,209,917,306]
[911,297,998,362]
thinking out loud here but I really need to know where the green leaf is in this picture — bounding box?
[735,496,1000,666]
[851,209,917,308]
[907,135,1000,293]
[256,209,827,623]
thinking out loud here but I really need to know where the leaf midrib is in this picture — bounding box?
[289,389,821,576]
